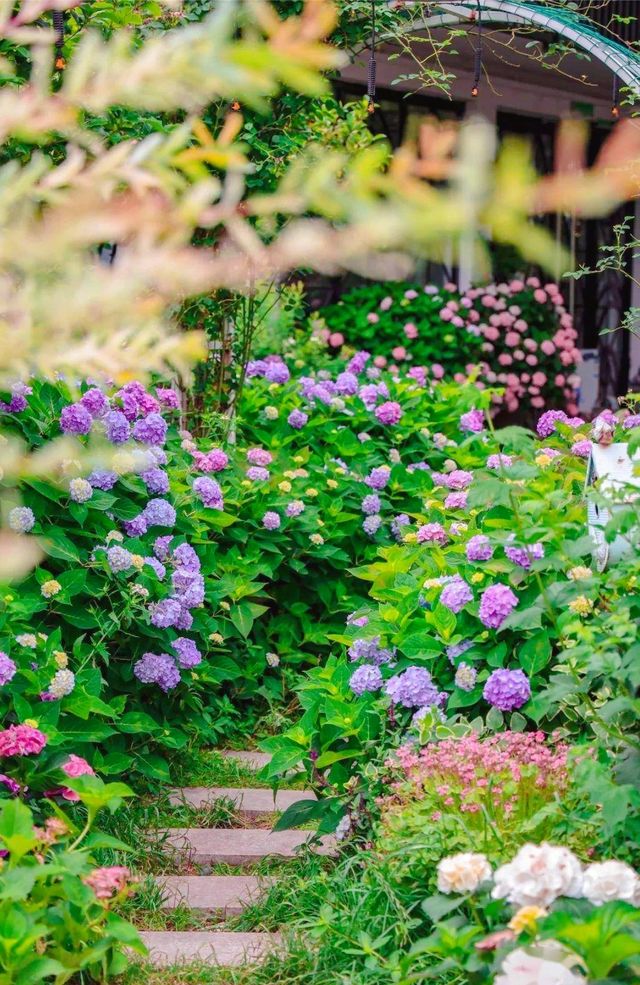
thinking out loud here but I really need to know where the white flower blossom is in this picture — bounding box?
[437,852,492,894]
[492,843,583,909]
[495,948,586,985]
[582,860,640,906]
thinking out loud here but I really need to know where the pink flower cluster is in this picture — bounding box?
[386,731,569,820]
[84,865,132,900]
[0,724,47,756]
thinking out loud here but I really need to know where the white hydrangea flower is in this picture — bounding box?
[16,633,38,648]
[495,948,586,985]
[48,668,76,698]
[69,478,93,503]
[265,652,280,667]
[106,530,124,543]
[263,406,279,420]
[582,860,640,906]
[335,814,352,841]
[437,852,492,894]
[492,843,583,909]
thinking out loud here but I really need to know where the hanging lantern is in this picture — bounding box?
[52,10,66,70]
[611,75,620,118]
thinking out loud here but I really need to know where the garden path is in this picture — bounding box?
[137,750,333,969]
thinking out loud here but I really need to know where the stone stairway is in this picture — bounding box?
[138,749,333,969]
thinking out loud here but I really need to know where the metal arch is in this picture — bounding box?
[400,1,640,94]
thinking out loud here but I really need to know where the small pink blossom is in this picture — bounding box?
[532,371,547,387]
[0,724,47,757]
[431,363,445,379]
[440,307,453,321]
[391,346,406,361]
[373,355,387,368]
[329,332,344,348]
[540,340,556,356]
[379,296,393,311]
[367,313,379,324]
[85,866,131,900]
[498,353,513,366]
[404,322,418,339]
[505,332,520,347]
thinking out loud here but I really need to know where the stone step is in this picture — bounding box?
[162,827,336,865]
[220,750,271,770]
[168,786,315,817]
[139,930,278,967]
[156,874,272,913]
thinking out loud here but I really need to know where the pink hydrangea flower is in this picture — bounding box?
[431,363,445,379]
[404,322,418,339]
[329,332,344,348]
[416,523,448,545]
[0,724,47,756]
[62,754,95,778]
[84,866,131,900]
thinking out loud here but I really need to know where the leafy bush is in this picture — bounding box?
[313,277,581,417]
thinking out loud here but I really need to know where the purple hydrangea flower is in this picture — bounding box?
[539,447,561,459]
[446,640,473,663]
[104,410,131,445]
[141,468,170,495]
[143,498,176,528]
[153,535,173,560]
[505,540,544,569]
[174,607,193,631]
[193,449,228,473]
[335,371,359,395]
[483,668,531,710]
[571,440,591,458]
[263,511,281,530]
[106,546,133,572]
[536,409,568,437]
[0,652,17,687]
[487,453,513,470]
[391,514,410,539]
[156,387,180,409]
[246,359,267,378]
[440,577,473,613]
[459,408,485,433]
[133,652,180,691]
[348,637,395,665]
[287,409,308,429]
[172,637,202,669]
[88,470,118,491]
[623,414,640,429]
[346,350,370,374]
[361,494,381,515]
[246,466,270,482]
[133,413,168,446]
[247,448,272,467]
[454,662,477,691]
[124,515,148,537]
[359,384,382,411]
[375,401,403,425]
[149,598,182,628]
[80,388,109,418]
[285,500,305,517]
[466,534,493,562]
[172,543,200,571]
[363,514,382,536]
[8,506,35,534]
[172,570,205,608]
[148,446,168,467]
[416,523,447,545]
[144,556,166,580]
[478,583,518,629]
[364,466,391,490]
[385,666,443,709]
[264,361,290,383]
[0,774,20,794]
[346,612,369,628]
[349,663,383,695]
[193,476,224,509]
[60,402,92,436]
[445,491,467,510]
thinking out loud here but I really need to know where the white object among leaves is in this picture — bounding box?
[585,442,640,571]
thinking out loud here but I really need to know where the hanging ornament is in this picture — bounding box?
[367,0,377,114]
[611,75,620,118]
[52,10,65,70]
[471,0,482,97]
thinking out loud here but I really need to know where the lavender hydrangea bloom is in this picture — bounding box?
[264,361,290,383]
[174,607,193,631]
[335,371,359,395]
[623,414,640,429]
[349,663,383,695]
[361,494,381,515]
[69,478,93,503]
[193,476,223,509]
[571,439,591,458]
[483,668,530,710]
[364,466,391,490]
[391,514,410,539]
[172,543,200,571]
[263,511,281,530]
[385,666,443,709]
[363,514,382,536]
[133,652,180,691]
[348,637,395,665]
[172,637,202,669]
[147,446,168,466]
[80,388,109,418]
[124,515,148,537]
[246,466,270,482]
[88,470,118,491]
[153,535,173,560]
[286,500,305,517]
[375,401,403,425]
[156,387,180,409]
[104,410,131,444]
[416,523,447,545]
[60,402,93,436]
[505,539,544,569]
[459,408,485,433]
[440,577,473,613]
[246,359,267,378]
[142,468,170,495]
[144,556,166,580]
[0,382,31,414]
[446,640,473,663]
[106,546,133,572]
[149,598,182,628]
[143,498,176,528]
[346,350,370,374]
[8,506,35,534]
[454,662,477,691]
[466,534,493,562]
[536,409,568,437]
[445,491,467,510]
[0,652,17,686]
[487,453,513,470]
[287,409,308,429]
[133,413,168,446]
[172,570,205,608]
[479,583,518,629]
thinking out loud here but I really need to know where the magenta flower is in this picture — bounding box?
[440,578,473,613]
[416,523,447,545]
[0,724,47,756]
[375,401,403,425]
[479,583,518,629]
[483,668,531,710]
[459,409,485,433]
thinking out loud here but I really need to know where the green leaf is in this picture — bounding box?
[0,801,37,861]
[421,893,465,922]
[230,602,255,638]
